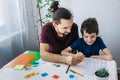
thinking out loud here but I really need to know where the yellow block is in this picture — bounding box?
[24,72,39,79]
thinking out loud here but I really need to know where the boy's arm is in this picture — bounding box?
[90,48,112,61]
[61,47,74,56]
[61,47,84,63]
[103,48,112,60]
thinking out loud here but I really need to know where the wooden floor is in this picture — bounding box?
[118,73,120,80]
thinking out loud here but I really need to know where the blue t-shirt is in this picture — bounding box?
[70,37,106,57]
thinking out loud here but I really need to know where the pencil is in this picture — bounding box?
[70,69,83,77]
[66,65,70,73]
[82,59,87,64]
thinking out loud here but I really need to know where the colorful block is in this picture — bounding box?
[52,74,60,79]
[41,72,48,77]
[14,65,24,70]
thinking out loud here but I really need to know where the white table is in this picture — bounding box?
[0,58,118,80]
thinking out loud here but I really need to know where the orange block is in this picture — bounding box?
[5,54,36,68]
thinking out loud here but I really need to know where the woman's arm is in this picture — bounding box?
[40,43,66,63]
[40,43,81,65]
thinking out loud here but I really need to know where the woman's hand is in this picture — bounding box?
[65,52,84,65]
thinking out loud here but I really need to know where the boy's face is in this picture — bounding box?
[83,30,97,45]
[54,18,73,37]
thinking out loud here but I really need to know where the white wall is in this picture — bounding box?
[25,0,40,51]
[60,0,120,68]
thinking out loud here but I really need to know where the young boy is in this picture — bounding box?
[61,18,112,61]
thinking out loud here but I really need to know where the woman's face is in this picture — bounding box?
[83,30,97,45]
[54,18,73,37]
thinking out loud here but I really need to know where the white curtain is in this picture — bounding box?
[0,0,29,68]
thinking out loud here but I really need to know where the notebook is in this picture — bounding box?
[5,54,36,68]
[26,51,40,64]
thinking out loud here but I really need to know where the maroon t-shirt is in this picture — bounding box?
[40,22,79,54]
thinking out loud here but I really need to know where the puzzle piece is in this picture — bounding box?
[69,74,75,79]
[14,65,24,70]
[56,64,60,67]
[41,72,48,77]
[24,72,39,79]
[52,74,60,79]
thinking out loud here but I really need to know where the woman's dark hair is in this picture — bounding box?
[81,18,99,36]
[50,1,59,13]
[49,1,72,24]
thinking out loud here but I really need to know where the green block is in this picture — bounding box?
[27,51,41,64]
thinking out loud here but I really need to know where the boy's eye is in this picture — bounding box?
[90,35,96,38]
[91,36,95,38]
[84,35,95,38]
[84,36,88,38]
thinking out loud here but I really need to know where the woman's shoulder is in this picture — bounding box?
[42,22,53,30]
[71,23,78,32]
[72,23,78,28]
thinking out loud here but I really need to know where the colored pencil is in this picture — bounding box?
[70,69,84,77]
[66,65,70,73]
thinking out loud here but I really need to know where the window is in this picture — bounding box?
[0,0,26,41]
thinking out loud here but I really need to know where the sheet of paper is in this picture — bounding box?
[70,58,107,79]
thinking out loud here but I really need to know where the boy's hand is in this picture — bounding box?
[74,52,84,62]
[65,56,80,65]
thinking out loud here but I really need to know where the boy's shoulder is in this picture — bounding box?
[96,36,102,40]
[78,37,84,42]
[96,37,104,43]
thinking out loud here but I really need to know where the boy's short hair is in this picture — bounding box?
[81,18,99,36]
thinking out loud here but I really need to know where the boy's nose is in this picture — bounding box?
[87,38,92,42]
